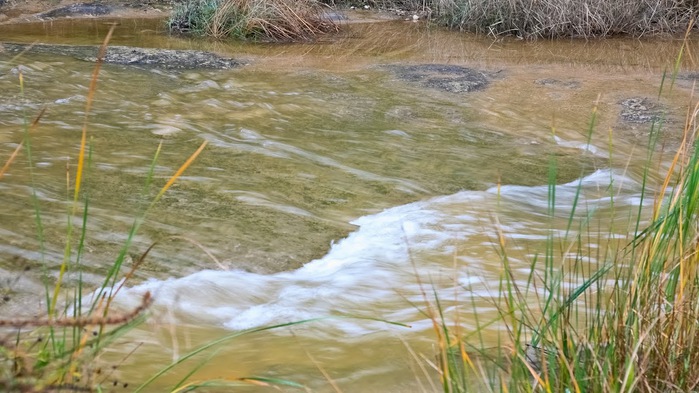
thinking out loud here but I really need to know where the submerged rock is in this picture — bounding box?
[619,97,663,124]
[387,64,491,93]
[0,43,244,70]
[535,78,581,89]
[99,46,242,69]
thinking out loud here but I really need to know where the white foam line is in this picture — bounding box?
[113,169,645,335]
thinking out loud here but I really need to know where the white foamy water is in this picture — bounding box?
[110,169,648,336]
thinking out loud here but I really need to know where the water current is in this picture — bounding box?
[0,16,697,391]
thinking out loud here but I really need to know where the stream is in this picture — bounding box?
[0,16,697,392]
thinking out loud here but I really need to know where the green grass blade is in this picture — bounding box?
[132,318,327,392]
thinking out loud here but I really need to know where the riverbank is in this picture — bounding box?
[4,0,697,39]
[0,0,174,24]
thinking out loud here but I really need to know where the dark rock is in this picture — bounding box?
[1,43,244,70]
[619,97,663,124]
[100,46,242,69]
[387,64,490,93]
[39,2,113,19]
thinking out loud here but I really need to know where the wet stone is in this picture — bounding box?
[535,78,581,89]
[387,64,490,93]
[39,2,112,19]
[100,46,242,69]
[1,43,244,70]
[619,97,663,124]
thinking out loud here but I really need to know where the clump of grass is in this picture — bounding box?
[322,0,429,10]
[325,0,698,38]
[0,26,213,392]
[504,98,699,392]
[432,0,699,38]
[0,23,319,392]
[428,44,699,392]
[170,0,340,41]
[169,0,698,40]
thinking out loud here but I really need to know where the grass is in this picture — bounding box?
[1,26,390,393]
[169,0,340,41]
[0,28,152,391]
[431,0,699,39]
[0,26,299,392]
[170,0,698,40]
[427,36,699,392]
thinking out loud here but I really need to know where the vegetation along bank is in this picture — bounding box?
[168,0,699,40]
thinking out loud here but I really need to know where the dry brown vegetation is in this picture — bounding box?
[426,0,698,38]
[170,0,339,41]
[172,0,698,40]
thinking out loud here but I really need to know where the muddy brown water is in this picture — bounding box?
[0,17,697,391]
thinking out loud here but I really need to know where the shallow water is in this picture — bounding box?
[0,16,697,391]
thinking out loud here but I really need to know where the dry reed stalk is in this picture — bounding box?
[0,292,152,329]
[0,108,45,180]
[172,0,338,41]
[435,0,698,38]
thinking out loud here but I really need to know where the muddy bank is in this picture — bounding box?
[0,42,244,69]
[0,0,172,24]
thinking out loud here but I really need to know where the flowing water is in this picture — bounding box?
[0,16,697,391]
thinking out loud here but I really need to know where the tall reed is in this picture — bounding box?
[0,27,210,392]
[429,43,699,393]
[433,0,699,38]
[325,0,698,38]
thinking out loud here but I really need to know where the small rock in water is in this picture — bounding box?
[535,78,580,89]
[195,80,221,90]
[151,125,181,136]
[619,97,663,124]
[1,43,244,70]
[10,65,32,75]
[388,64,492,94]
[54,95,85,105]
